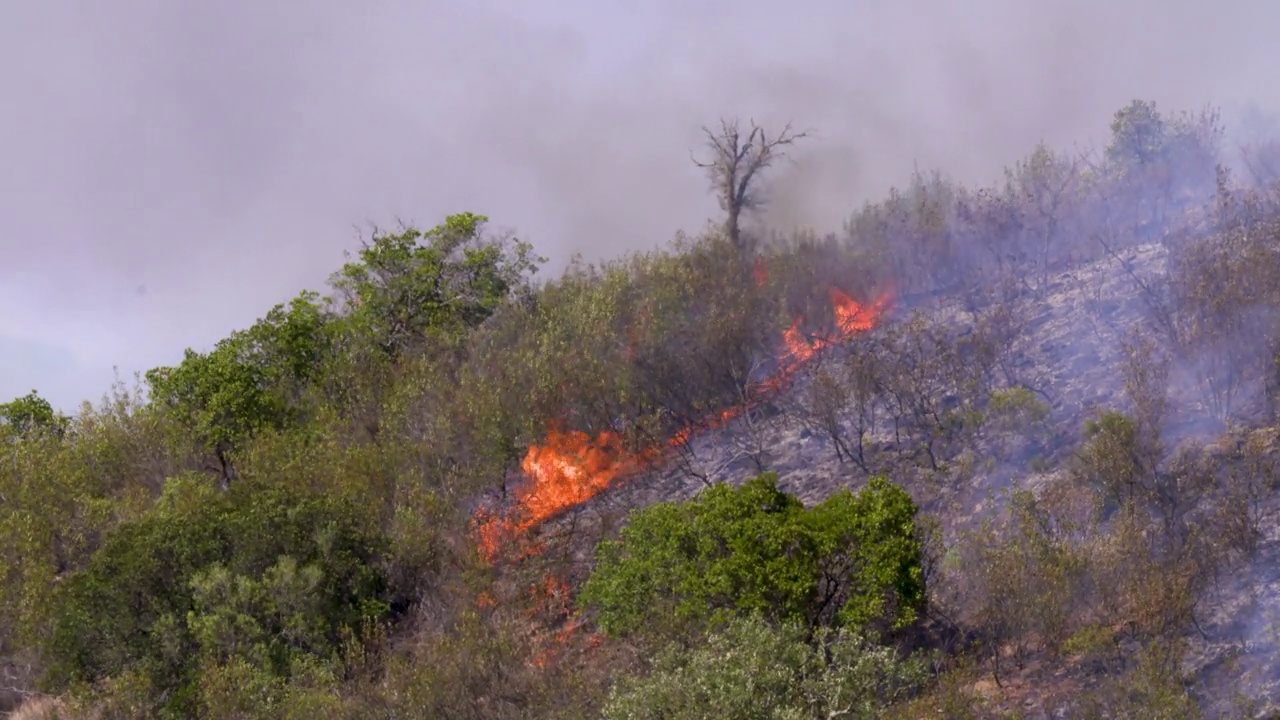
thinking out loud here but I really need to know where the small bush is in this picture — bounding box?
[601,614,928,720]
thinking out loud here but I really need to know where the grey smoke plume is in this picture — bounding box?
[2,0,1279,409]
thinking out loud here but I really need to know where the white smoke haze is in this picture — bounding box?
[2,0,1280,409]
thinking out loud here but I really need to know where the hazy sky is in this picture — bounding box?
[3,0,1278,411]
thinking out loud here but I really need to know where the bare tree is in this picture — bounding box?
[1007,144,1083,293]
[692,118,810,254]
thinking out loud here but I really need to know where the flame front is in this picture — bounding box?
[783,289,891,367]
[475,286,892,560]
[476,426,642,558]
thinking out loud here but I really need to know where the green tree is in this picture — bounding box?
[1079,411,1147,509]
[0,390,68,438]
[580,472,924,640]
[145,291,333,484]
[329,212,541,359]
[0,381,189,685]
[1107,100,1170,168]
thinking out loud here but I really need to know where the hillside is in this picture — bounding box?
[538,233,1280,716]
[7,100,1280,718]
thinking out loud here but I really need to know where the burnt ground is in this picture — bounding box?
[510,237,1280,717]
[598,239,1180,513]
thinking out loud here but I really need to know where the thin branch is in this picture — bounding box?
[691,117,812,249]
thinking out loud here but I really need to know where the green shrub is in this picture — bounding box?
[580,472,924,640]
[601,614,928,720]
[988,387,1049,427]
[43,478,390,717]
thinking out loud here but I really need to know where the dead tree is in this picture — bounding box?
[692,118,809,255]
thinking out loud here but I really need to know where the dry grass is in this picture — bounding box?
[8,696,68,720]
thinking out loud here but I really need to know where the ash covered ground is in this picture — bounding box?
[520,228,1280,717]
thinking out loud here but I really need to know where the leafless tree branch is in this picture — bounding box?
[692,117,811,253]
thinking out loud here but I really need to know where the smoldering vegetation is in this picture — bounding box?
[520,101,1280,716]
[9,99,1280,718]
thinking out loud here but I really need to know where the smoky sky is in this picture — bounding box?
[2,0,1278,411]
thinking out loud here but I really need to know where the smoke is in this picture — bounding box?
[3,0,1280,409]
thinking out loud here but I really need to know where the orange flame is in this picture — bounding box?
[479,284,891,668]
[752,257,770,287]
[531,615,589,668]
[475,287,893,560]
[476,426,656,559]
[782,289,891,366]
[528,575,572,619]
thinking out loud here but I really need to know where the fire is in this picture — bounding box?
[783,318,820,365]
[520,429,630,522]
[476,426,644,558]
[471,574,595,670]
[531,616,589,668]
[475,282,891,669]
[475,285,893,560]
[752,257,770,287]
[529,575,572,619]
[833,288,890,334]
[781,289,891,367]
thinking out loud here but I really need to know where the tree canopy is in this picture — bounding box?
[0,390,68,438]
[329,212,541,358]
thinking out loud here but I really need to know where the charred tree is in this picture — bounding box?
[692,118,809,256]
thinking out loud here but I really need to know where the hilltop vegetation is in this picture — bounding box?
[6,100,1280,717]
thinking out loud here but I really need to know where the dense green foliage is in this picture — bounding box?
[329,212,541,359]
[43,476,389,716]
[580,472,924,639]
[0,390,67,438]
[144,292,334,481]
[601,614,928,720]
[4,99,1280,717]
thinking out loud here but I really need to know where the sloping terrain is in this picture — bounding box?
[550,238,1176,539]
[513,228,1280,717]
[11,101,1280,718]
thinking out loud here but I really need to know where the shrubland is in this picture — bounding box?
[6,100,1280,717]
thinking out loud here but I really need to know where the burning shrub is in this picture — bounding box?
[620,235,783,436]
[471,234,892,558]
[579,472,924,641]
